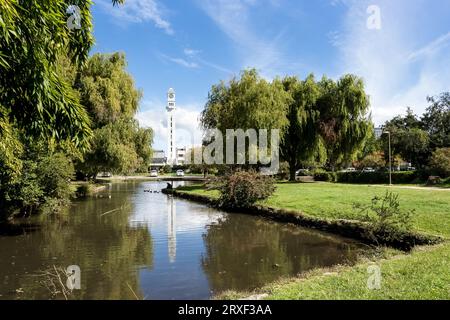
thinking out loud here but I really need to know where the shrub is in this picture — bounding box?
[1,153,74,218]
[211,170,276,209]
[313,169,336,182]
[429,147,450,178]
[37,153,74,201]
[353,191,415,240]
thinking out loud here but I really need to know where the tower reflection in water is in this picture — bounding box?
[167,195,176,263]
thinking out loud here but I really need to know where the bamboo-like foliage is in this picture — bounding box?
[0,0,124,150]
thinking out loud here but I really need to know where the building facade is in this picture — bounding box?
[176,147,186,166]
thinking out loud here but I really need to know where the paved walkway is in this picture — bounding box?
[369,185,450,192]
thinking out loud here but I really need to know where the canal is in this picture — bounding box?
[0,181,367,299]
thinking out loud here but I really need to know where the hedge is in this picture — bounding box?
[313,171,337,182]
[336,171,421,184]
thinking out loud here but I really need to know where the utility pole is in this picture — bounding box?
[384,131,392,186]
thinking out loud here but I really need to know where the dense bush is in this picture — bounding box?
[211,170,276,209]
[429,147,450,178]
[0,153,75,219]
[313,170,337,182]
[336,171,419,184]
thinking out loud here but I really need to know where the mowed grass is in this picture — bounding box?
[178,182,450,299]
[180,182,450,238]
[265,243,450,300]
[264,183,450,238]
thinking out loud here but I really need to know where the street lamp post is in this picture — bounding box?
[384,131,392,186]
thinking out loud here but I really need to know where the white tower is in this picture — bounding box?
[166,88,176,165]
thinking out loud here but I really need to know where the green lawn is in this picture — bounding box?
[264,183,450,238]
[177,182,450,299]
[180,182,450,238]
[264,243,450,300]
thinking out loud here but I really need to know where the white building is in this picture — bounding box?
[176,147,186,166]
[166,88,176,165]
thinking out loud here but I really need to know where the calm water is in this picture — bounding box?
[0,181,366,300]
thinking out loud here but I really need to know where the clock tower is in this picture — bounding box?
[166,88,176,165]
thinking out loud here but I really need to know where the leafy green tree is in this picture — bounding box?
[81,119,153,177]
[78,52,142,128]
[421,93,450,149]
[200,69,289,165]
[74,53,152,176]
[1,0,125,219]
[383,108,430,167]
[202,69,287,131]
[0,0,124,148]
[429,148,450,177]
[357,152,385,170]
[280,75,321,181]
[316,74,372,170]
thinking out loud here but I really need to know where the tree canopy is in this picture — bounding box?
[316,74,372,170]
[200,70,372,179]
[79,52,142,128]
[76,53,153,176]
[0,0,124,148]
[280,75,322,180]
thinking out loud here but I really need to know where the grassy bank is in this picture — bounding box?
[174,182,450,299]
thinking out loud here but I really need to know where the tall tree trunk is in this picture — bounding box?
[289,161,296,181]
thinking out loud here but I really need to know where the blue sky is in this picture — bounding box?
[92,0,450,151]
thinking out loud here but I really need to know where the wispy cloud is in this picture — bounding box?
[407,32,450,62]
[97,0,174,35]
[164,55,199,69]
[196,0,294,78]
[332,0,450,125]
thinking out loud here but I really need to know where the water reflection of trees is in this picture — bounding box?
[0,183,153,300]
[201,214,362,293]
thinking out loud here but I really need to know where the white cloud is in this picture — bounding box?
[183,48,201,57]
[333,0,450,125]
[166,56,199,69]
[135,101,203,151]
[196,0,293,78]
[97,0,174,35]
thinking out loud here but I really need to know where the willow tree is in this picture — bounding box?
[200,69,289,166]
[201,69,288,132]
[77,53,153,176]
[280,75,322,181]
[78,52,142,128]
[316,75,372,170]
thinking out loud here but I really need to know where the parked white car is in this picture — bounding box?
[176,169,185,177]
[345,167,356,172]
[362,167,376,173]
[150,170,158,177]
